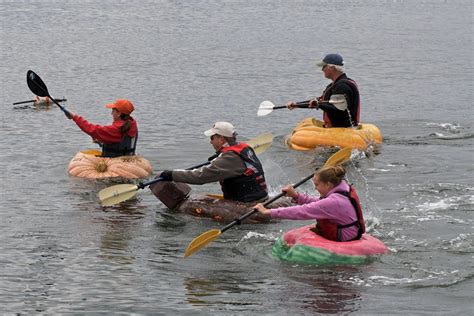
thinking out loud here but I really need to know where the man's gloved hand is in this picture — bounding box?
[159,170,173,181]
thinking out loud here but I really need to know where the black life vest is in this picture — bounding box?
[220,143,268,202]
[101,133,138,158]
[315,185,366,241]
[321,76,360,128]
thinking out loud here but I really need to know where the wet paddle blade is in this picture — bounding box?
[99,184,139,206]
[247,133,273,154]
[324,147,352,168]
[328,94,348,111]
[184,229,222,258]
[27,70,50,97]
[257,101,275,116]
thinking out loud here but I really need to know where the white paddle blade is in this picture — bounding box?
[328,94,348,110]
[257,101,275,116]
[99,184,139,206]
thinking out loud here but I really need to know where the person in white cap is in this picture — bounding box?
[158,122,268,202]
[287,53,360,128]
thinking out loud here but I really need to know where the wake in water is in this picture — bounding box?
[385,121,474,145]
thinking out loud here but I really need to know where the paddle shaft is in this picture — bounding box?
[261,99,340,114]
[13,98,66,105]
[295,100,310,108]
[271,101,309,111]
[293,99,343,109]
[220,173,314,233]
[138,160,213,189]
[49,95,68,112]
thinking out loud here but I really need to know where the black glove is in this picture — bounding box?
[159,170,173,181]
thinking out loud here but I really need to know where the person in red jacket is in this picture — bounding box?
[65,99,138,157]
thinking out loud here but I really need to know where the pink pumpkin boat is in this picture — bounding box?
[273,225,388,265]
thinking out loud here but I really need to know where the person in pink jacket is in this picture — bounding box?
[254,166,366,242]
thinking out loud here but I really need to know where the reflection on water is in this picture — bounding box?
[155,209,188,229]
[284,266,361,314]
[1,0,473,314]
[184,266,361,314]
[184,276,266,308]
[98,203,147,264]
[185,278,225,306]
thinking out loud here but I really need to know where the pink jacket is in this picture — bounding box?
[270,180,359,241]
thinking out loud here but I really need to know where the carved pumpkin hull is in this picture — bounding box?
[150,181,292,224]
[273,225,388,265]
[286,117,383,151]
[68,151,153,179]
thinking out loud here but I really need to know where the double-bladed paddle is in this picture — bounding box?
[13,98,67,105]
[98,133,274,207]
[183,147,353,258]
[257,95,348,117]
[26,70,71,116]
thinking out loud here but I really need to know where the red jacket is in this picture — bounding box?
[72,115,137,144]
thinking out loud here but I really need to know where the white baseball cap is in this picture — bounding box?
[204,121,235,137]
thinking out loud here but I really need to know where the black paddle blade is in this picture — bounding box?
[26,70,49,97]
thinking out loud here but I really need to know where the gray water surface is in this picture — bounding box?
[1,0,473,314]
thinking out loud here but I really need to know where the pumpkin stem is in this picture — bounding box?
[96,161,108,173]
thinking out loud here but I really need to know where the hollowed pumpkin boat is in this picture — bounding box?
[272,224,388,265]
[150,181,291,224]
[286,118,382,151]
[68,150,153,180]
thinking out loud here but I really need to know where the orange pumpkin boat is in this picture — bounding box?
[286,118,382,151]
[68,150,153,180]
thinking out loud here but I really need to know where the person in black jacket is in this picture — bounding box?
[287,53,360,128]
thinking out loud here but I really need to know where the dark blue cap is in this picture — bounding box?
[316,53,344,66]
